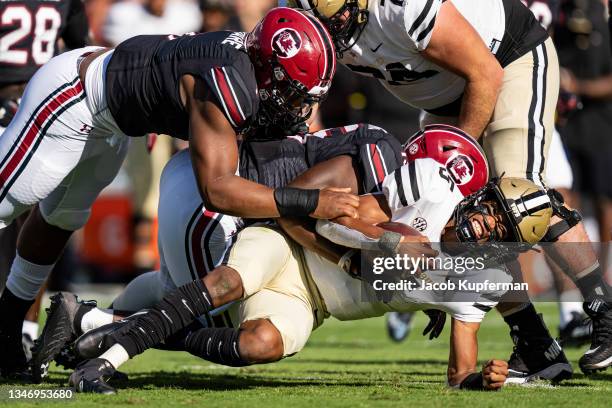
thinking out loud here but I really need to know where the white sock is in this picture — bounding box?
[100,344,130,369]
[80,308,114,334]
[558,289,583,329]
[22,320,39,340]
[6,253,55,300]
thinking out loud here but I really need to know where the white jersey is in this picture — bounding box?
[382,158,464,241]
[307,158,504,323]
[340,0,506,110]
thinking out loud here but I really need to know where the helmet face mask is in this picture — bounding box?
[288,0,369,55]
[454,185,515,244]
[257,65,324,133]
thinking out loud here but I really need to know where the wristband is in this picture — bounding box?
[459,372,485,390]
[377,231,402,254]
[274,187,320,217]
[338,249,357,274]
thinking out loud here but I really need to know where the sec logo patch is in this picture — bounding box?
[411,217,427,232]
[272,28,302,59]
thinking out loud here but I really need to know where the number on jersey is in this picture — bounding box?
[0,5,62,65]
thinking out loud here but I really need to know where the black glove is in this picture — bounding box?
[0,98,19,128]
[422,309,446,340]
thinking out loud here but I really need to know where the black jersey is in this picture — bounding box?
[239,124,403,194]
[496,0,550,67]
[0,0,88,88]
[105,31,259,140]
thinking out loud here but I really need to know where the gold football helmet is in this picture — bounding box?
[285,0,369,53]
[455,178,552,245]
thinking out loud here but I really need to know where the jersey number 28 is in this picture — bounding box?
[0,5,61,65]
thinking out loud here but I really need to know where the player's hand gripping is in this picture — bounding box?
[311,187,359,219]
[481,360,508,390]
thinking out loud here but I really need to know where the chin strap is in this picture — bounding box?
[542,189,582,242]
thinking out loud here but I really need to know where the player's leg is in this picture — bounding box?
[482,38,580,379]
[65,225,292,379]
[0,51,102,376]
[70,229,318,393]
[184,288,314,366]
[26,133,130,381]
[542,131,592,346]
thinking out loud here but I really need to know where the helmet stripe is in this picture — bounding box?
[304,14,336,83]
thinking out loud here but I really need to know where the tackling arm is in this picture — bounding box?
[185,75,359,219]
[422,1,503,139]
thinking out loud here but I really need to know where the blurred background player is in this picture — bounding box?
[0,0,89,362]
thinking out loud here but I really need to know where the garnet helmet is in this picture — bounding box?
[246,7,336,133]
[403,124,490,197]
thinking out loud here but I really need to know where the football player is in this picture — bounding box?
[0,7,358,380]
[287,0,612,376]
[51,125,553,393]
[0,0,89,361]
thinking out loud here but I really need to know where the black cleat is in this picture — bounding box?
[579,300,612,374]
[505,314,573,384]
[69,358,117,394]
[30,292,96,383]
[559,311,592,348]
[55,342,83,370]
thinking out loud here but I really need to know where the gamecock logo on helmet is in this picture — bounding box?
[446,155,474,185]
[272,28,302,59]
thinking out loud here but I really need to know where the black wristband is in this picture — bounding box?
[274,187,319,217]
[459,372,485,390]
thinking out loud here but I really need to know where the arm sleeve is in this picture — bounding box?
[382,158,448,212]
[201,63,258,132]
[315,219,377,249]
[403,0,444,50]
[61,0,89,49]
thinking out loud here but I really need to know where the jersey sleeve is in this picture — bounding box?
[403,0,444,50]
[201,61,259,132]
[61,0,89,49]
[382,158,449,212]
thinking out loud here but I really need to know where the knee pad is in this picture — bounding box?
[40,207,91,231]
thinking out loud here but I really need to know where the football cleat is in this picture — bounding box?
[579,300,612,374]
[30,292,96,383]
[69,358,117,395]
[386,312,414,342]
[505,316,573,384]
[558,311,592,348]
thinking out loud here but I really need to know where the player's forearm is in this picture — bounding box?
[457,73,502,139]
[202,175,280,218]
[447,319,480,387]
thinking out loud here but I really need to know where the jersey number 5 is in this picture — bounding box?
[0,5,61,66]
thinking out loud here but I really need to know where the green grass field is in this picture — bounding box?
[1,303,611,407]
